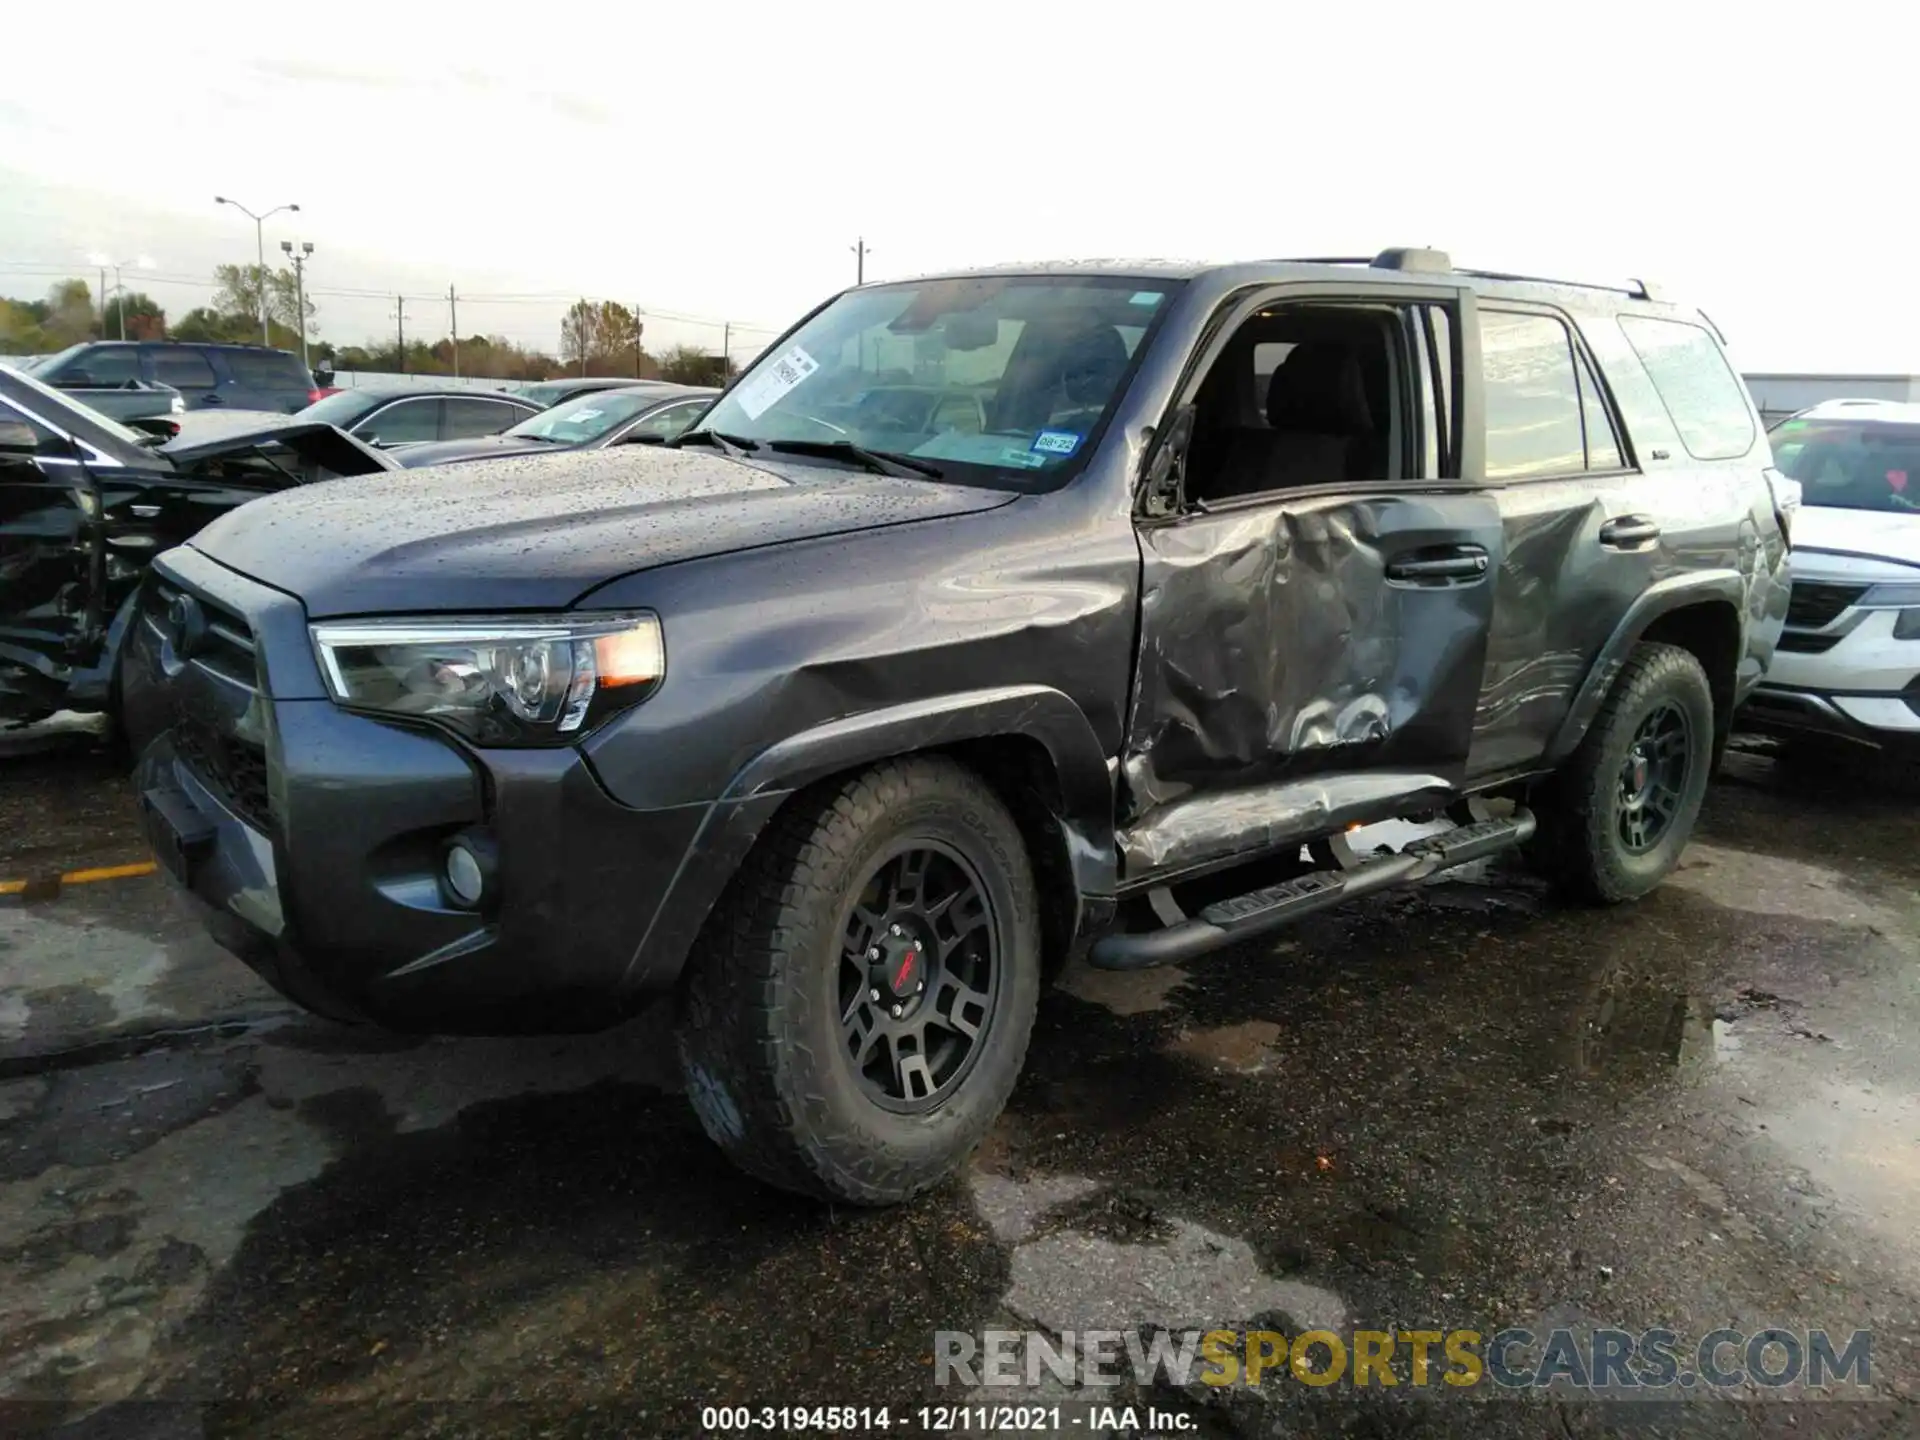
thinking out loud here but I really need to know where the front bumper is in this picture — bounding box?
[124,547,781,1034]
[1748,605,1920,753]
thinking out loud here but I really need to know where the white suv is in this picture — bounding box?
[1748,399,1920,755]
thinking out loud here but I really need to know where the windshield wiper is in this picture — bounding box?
[762,439,945,480]
[668,429,760,457]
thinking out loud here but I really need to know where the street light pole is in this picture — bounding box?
[281,240,314,371]
[215,196,300,346]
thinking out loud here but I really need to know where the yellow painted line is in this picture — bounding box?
[0,859,158,896]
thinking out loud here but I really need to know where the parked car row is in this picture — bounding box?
[1,248,1903,1208]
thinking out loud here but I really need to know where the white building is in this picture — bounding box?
[1743,373,1920,428]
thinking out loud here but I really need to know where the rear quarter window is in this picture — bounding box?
[1616,316,1755,461]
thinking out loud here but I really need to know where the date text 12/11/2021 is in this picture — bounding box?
[699,1405,1196,1433]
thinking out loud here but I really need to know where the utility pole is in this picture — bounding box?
[448,285,459,379]
[579,296,589,377]
[850,237,869,285]
[280,240,314,372]
[215,196,299,345]
[392,295,407,374]
[96,265,108,333]
[632,303,644,377]
[722,321,731,381]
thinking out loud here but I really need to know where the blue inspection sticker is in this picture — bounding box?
[1129,290,1163,307]
[1031,430,1082,457]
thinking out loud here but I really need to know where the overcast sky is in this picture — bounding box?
[1,0,1910,372]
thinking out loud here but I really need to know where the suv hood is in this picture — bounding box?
[188,445,1018,617]
[1792,503,1920,572]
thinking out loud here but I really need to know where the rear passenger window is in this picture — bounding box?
[226,352,307,388]
[1617,317,1754,461]
[1479,311,1584,479]
[153,349,218,391]
[442,398,525,438]
[357,398,440,444]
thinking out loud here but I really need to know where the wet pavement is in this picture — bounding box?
[2,724,1917,1439]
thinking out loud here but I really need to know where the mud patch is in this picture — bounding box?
[1167,1020,1280,1076]
[1059,962,1187,1018]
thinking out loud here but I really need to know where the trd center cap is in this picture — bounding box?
[876,936,924,1000]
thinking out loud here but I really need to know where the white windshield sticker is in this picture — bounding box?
[570,409,603,423]
[735,345,820,420]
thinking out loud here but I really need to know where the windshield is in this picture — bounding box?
[22,346,82,377]
[689,275,1179,482]
[1,362,152,449]
[1770,417,1920,515]
[506,389,675,444]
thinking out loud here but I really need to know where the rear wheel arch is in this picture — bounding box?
[1547,575,1746,766]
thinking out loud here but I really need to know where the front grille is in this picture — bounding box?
[1785,581,1868,631]
[174,714,272,831]
[1776,631,1842,654]
[145,577,261,691]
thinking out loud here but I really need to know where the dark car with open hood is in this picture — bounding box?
[122,250,1791,1204]
[0,363,396,727]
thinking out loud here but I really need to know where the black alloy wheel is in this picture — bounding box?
[1616,700,1692,853]
[838,842,999,1113]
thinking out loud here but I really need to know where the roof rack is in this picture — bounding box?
[1278,250,1667,302]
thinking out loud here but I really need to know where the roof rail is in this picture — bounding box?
[1273,252,1669,302]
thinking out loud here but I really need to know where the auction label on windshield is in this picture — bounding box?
[736,345,820,420]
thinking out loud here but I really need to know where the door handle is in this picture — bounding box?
[1385,547,1490,584]
[199,394,223,406]
[1599,515,1660,548]
[130,504,162,518]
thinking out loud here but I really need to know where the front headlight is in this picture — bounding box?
[309,612,664,746]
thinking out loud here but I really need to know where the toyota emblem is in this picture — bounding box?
[166,593,208,660]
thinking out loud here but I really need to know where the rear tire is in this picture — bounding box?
[1532,642,1715,904]
[676,756,1040,1204]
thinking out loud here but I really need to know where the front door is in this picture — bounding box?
[1120,284,1503,879]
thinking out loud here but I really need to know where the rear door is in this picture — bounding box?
[1121,281,1503,878]
[1462,303,1642,776]
[222,349,315,413]
[147,346,224,409]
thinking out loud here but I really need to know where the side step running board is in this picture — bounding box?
[1088,811,1536,971]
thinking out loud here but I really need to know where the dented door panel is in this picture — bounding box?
[1120,489,1504,877]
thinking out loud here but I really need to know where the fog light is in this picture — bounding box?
[444,845,484,905]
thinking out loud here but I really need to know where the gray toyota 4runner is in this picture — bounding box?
[124,248,1791,1203]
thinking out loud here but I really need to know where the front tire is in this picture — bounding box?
[1532,642,1715,904]
[677,756,1040,1204]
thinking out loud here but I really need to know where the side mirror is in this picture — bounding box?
[0,419,40,451]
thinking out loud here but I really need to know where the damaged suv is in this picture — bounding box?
[124,251,1789,1203]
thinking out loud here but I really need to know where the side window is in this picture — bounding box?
[442,398,523,439]
[1574,348,1625,470]
[54,348,139,386]
[1479,311,1585,480]
[227,352,308,390]
[152,349,218,391]
[1617,316,1755,461]
[1183,300,1414,504]
[357,399,441,444]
